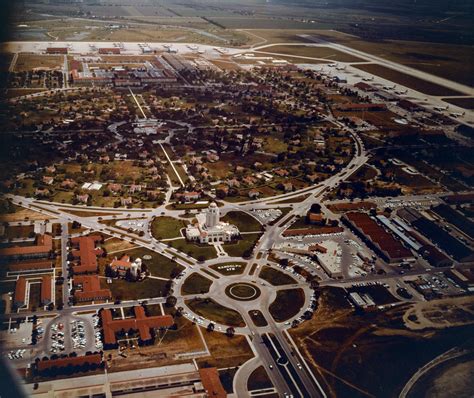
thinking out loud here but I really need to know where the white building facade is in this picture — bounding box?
[186,202,240,244]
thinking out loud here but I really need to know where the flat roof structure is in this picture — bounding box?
[344,212,412,263]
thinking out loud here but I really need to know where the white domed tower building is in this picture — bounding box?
[186,202,240,244]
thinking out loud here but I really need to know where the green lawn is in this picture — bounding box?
[102,277,170,301]
[223,233,262,258]
[269,288,305,322]
[186,298,245,327]
[181,273,213,295]
[209,262,247,276]
[151,216,188,240]
[168,238,218,261]
[221,211,263,232]
[121,247,184,279]
[259,266,296,286]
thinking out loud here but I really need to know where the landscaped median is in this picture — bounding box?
[259,266,296,286]
[209,262,247,275]
[181,273,213,295]
[269,288,305,322]
[185,297,246,327]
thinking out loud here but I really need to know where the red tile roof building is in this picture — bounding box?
[0,234,53,260]
[36,353,103,374]
[98,47,121,54]
[7,260,53,272]
[14,277,27,308]
[70,235,103,274]
[282,226,343,237]
[73,275,111,303]
[46,47,68,54]
[343,212,412,263]
[110,255,132,277]
[41,275,52,306]
[199,367,227,398]
[100,306,173,347]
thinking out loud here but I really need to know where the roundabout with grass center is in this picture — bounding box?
[225,282,262,301]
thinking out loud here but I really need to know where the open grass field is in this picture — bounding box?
[101,277,169,301]
[259,266,296,286]
[14,54,63,72]
[223,233,262,258]
[221,211,263,233]
[256,45,364,63]
[117,247,184,280]
[353,63,464,96]
[150,216,188,240]
[168,238,218,261]
[269,288,305,322]
[197,328,254,369]
[181,273,213,295]
[186,298,245,327]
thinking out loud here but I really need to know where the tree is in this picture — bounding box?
[226,327,235,337]
[166,295,177,307]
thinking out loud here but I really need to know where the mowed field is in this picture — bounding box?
[353,63,463,96]
[255,45,364,63]
[14,54,64,72]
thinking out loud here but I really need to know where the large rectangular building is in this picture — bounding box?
[100,306,173,348]
[0,234,52,261]
[343,212,413,263]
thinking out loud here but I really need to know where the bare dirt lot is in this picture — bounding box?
[289,287,474,398]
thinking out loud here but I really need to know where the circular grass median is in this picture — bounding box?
[185,297,245,327]
[225,282,262,301]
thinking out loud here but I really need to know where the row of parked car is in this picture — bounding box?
[7,349,26,360]
[50,323,65,353]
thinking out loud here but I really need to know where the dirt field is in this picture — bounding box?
[196,330,254,369]
[289,287,474,398]
[353,63,463,96]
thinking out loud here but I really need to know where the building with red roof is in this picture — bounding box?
[14,277,27,308]
[343,212,412,263]
[100,306,173,348]
[73,275,111,303]
[36,353,103,375]
[41,275,52,306]
[0,234,52,261]
[199,367,227,398]
[70,235,103,274]
[46,47,68,54]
